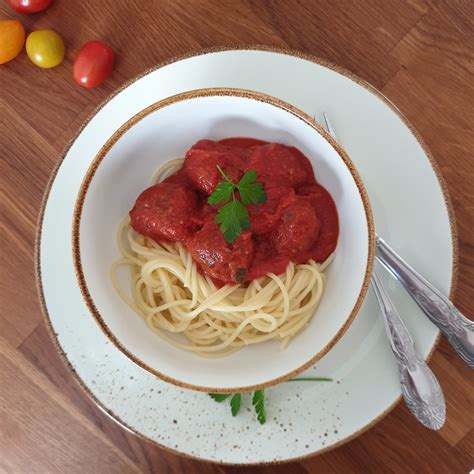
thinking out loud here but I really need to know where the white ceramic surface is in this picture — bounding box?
[37,48,455,464]
[76,89,373,392]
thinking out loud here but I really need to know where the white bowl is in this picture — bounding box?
[73,88,374,393]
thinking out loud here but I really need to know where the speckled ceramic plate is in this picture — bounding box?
[36,47,456,465]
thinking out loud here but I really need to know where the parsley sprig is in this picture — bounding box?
[209,377,332,425]
[207,166,266,244]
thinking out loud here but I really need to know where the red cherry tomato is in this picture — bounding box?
[73,40,115,88]
[8,0,53,14]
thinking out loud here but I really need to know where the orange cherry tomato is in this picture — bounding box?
[73,40,115,88]
[0,19,25,65]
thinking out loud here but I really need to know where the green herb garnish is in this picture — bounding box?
[286,377,333,382]
[208,377,332,424]
[209,393,231,402]
[252,390,266,425]
[230,393,241,416]
[207,166,266,244]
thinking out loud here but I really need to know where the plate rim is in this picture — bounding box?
[34,45,458,466]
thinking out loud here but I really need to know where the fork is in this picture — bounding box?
[322,112,446,429]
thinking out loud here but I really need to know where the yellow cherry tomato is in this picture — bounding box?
[26,29,65,68]
[0,19,25,65]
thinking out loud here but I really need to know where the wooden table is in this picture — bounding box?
[1,1,473,472]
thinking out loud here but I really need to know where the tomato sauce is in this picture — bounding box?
[130,138,339,285]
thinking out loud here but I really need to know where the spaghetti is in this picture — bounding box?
[111,157,333,357]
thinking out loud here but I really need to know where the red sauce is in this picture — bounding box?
[130,138,339,285]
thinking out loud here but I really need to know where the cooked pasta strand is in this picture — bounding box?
[111,159,333,357]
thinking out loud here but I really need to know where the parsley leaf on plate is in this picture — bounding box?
[230,393,242,416]
[252,390,266,425]
[209,393,231,402]
[209,379,331,424]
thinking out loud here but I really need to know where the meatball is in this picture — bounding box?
[190,139,230,153]
[162,168,189,186]
[129,182,197,242]
[248,185,293,235]
[245,143,308,187]
[184,141,241,195]
[300,184,339,262]
[186,221,254,284]
[271,197,320,258]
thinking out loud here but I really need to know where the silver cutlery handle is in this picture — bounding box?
[376,236,474,369]
[371,269,446,429]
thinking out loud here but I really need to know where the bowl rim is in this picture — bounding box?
[72,87,375,393]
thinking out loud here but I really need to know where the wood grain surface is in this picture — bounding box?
[1,1,473,472]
